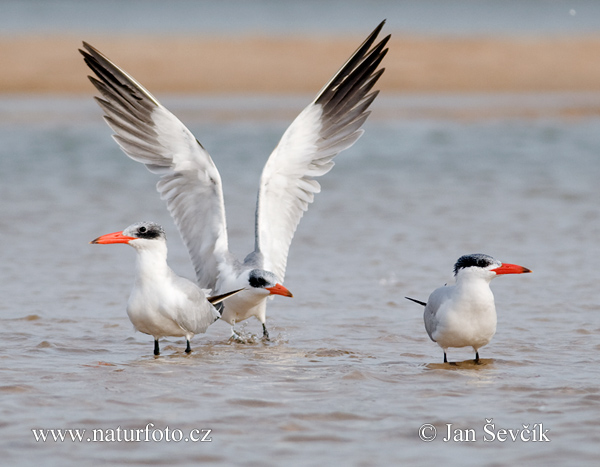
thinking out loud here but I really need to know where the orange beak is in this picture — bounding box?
[491,263,532,275]
[90,231,136,245]
[266,283,293,298]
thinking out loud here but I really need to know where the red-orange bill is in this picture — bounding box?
[90,231,136,245]
[266,283,293,298]
[491,263,532,275]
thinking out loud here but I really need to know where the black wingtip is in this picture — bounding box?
[373,19,386,36]
[79,41,95,59]
[405,297,427,307]
[81,41,97,55]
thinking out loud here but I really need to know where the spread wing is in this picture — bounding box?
[80,42,230,290]
[254,21,390,281]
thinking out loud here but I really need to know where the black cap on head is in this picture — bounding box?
[453,254,498,276]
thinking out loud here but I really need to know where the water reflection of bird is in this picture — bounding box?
[406,254,531,363]
[80,21,389,340]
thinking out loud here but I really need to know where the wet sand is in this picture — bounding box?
[2,34,600,94]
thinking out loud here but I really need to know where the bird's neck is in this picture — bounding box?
[455,276,495,306]
[133,243,171,284]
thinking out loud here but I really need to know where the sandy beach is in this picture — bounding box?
[1,34,600,94]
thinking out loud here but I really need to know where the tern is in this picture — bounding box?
[80,21,389,339]
[406,254,532,363]
[91,221,242,355]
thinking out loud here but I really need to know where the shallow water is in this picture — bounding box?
[1,95,600,465]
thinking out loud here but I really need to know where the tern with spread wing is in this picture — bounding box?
[81,21,389,339]
[91,221,241,355]
[406,254,532,363]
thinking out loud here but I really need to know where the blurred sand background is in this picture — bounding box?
[2,35,600,95]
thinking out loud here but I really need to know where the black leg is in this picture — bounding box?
[262,323,270,340]
[154,339,160,356]
[185,340,192,354]
[474,351,480,363]
[443,352,448,363]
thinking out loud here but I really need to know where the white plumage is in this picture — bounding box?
[81,21,389,338]
[407,254,532,363]
[91,221,240,355]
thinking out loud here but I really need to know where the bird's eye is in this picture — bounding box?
[249,275,269,288]
[139,226,147,233]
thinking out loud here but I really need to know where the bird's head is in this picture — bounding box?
[90,221,166,249]
[453,253,531,281]
[246,269,293,298]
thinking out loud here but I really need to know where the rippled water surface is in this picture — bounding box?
[1,95,600,465]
